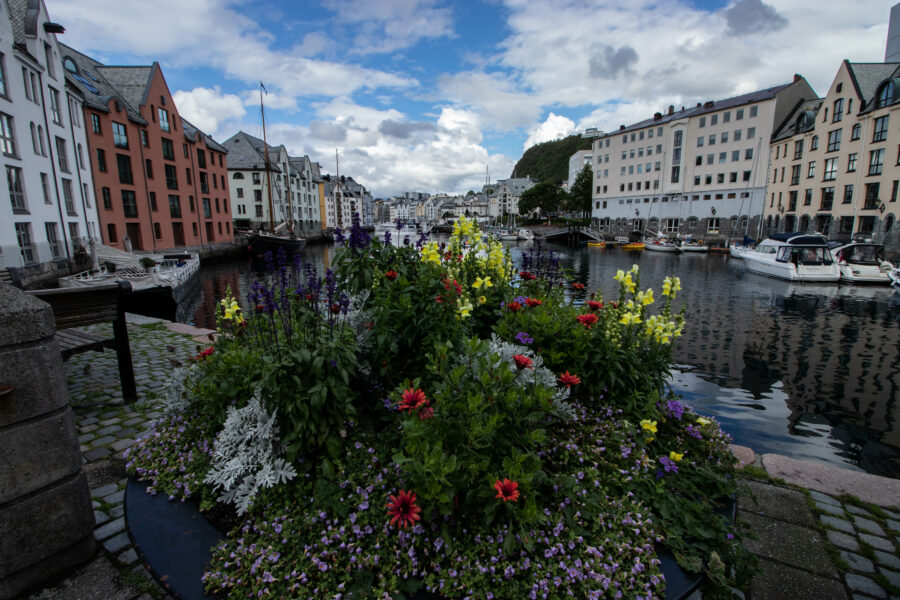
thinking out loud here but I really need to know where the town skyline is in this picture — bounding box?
[47,0,892,198]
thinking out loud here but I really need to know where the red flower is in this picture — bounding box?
[507,301,522,312]
[387,489,422,529]
[331,303,341,314]
[418,405,434,421]
[493,479,520,502]
[525,298,543,308]
[572,282,585,290]
[519,271,536,281]
[255,304,265,312]
[576,313,599,328]
[587,300,604,311]
[513,354,533,370]
[200,346,214,358]
[610,301,619,309]
[397,388,429,414]
[558,371,581,387]
[385,270,398,281]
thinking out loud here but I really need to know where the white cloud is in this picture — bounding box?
[523,113,575,151]
[322,0,455,54]
[172,86,246,138]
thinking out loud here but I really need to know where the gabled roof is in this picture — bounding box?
[772,98,823,142]
[847,61,900,114]
[97,65,154,113]
[59,43,146,123]
[180,118,228,153]
[222,131,283,172]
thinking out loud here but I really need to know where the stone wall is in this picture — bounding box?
[7,252,93,290]
[0,284,96,599]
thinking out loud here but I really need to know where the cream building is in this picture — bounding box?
[590,77,815,242]
[567,150,593,189]
[766,61,900,255]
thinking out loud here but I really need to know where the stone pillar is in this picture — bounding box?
[0,284,96,599]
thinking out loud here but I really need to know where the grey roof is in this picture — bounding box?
[772,98,823,142]
[222,131,283,172]
[848,62,900,114]
[601,82,793,138]
[97,66,154,113]
[59,43,146,122]
[180,118,228,153]
[7,0,39,52]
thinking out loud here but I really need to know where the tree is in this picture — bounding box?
[518,182,566,216]
[568,164,593,218]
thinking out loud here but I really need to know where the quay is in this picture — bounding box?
[5,313,899,600]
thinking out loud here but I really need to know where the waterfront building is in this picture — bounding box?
[322,174,374,229]
[0,1,101,285]
[567,150,593,189]
[310,161,326,230]
[225,131,289,231]
[589,76,816,242]
[287,154,322,233]
[765,61,900,254]
[62,45,233,252]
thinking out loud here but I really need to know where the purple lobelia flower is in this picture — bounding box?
[515,332,534,345]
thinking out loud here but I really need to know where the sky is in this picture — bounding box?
[47,0,892,198]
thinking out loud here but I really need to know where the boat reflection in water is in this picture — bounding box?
[178,241,900,479]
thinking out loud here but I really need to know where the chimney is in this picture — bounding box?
[793,73,802,83]
[653,112,662,120]
[681,106,685,112]
[696,102,701,107]
[620,124,625,130]
[703,101,714,108]
[667,105,674,115]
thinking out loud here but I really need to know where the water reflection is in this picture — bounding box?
[178,240,900,478]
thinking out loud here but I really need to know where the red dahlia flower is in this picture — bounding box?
[513,354,533,370]
[525,298,543,308]
[587,300,604,311]
[572,282,585,290]
[519,271,536,281]
[418,405,434,421]
[387,489,422,529]
[331,303,341,314]
[507,301,522,312]
[493,478,520,502]
[398,388,429,414]
[558,371,581,387]
[576,313,599,328]
[385,270,398,281]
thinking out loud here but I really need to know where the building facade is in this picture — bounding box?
[567,150,593,189]
[1,0,100,283]
[63,45,233,252]
[765,61,900,254]
[590,77,816,242]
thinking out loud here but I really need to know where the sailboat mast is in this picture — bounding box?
[260,85,275,232]
[335,149,343,224]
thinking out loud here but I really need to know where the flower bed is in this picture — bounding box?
[126,216,756,599]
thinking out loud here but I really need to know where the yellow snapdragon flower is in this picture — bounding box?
[669,451,684,462]
[620,312,641,325]
[640,419,658,434]
[696,417,711,426]
[472,276,492,289]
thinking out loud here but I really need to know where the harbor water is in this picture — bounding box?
[175,239,900,479]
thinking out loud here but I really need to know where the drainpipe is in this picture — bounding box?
[136,126,158,252]
[37,71,72,265]
[851,115,870,239]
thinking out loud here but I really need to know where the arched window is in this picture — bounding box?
[36,125,46,156]
[739,216,748,231]
[688,217,699,230]
[799,215,810,231]
[877,81,894,109]
[232,172,245,179]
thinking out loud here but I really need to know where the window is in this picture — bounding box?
[95,148,107,172]
[810,135,818,151]
[827,129,841,152]
[804,189,812,206]
[40,173,50,204]
[145,158,153,179]
[824,157,837,181]
[45,223,61,258]
[90,113,101,134]
[833,98,843,122]
[30,122,39,154]
[185,168,192,185]
[102,187,111,209]
[734,129,742,141]
[159,108,170,132]
[197,149,207,169]
[697,136,704,147]
[820,187,834,210]
[711,115,718,126]
[150,191,157,211]
[189,195,195,212]
[788,190,798,211]
[846,153,857,173]
[730,172,737,183]
[749,106,758,118]
[141,129,149,147]
[112,122,128,148]
[200,172,209,193]
[745,148,753,160]
[747,127,755,139]
[183,143,189,158]
[161,138,174,160]
[843,185,854,204]
[791,164,801,185]
[743,170,751,182]
[717,173,725,183]
[62,179,76,214]
[55,137,69,172]
[68,98,81,128]
[699,117,706,128]
[0,53,7,98]
[107,223,117,243]
[15,223,35,263]
[719,152,727,163]
[877,81,894,109]
[154,223,162,240]
[116,154,133,184]
[839,216,854,233]
[709,134,716,145]
[169,195,181,218]
[893,180,899,203]
[77,144,85,170]
[7,166,26,212]
[807,161,816,178]
[165,164,178,189]
[732,150,740,161]
[865,182,880,209]
[869,149,884,175]
[851,123,861,141]
[122,190,138,218]
[794,139,804,160]
[873,116,889,143]
[202,197,212,218]
[721,132,729,143]
[0,113,17,156]
[49,88,62,125]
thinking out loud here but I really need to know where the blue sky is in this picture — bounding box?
[48,0,890,197]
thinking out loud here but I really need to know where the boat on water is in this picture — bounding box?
[828,241,894,285]
[889,268,900,290]
[587,241,606,248]
[741,233,840,282]
[516,228,534,241]
[729,243,750,259]
[644,238,681,253]
[679,237,709,253]
[374,221,418,247]
[249,232,306,256]
[498,229,518,241]
[622,242,645,251]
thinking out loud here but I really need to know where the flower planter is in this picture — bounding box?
[125,477,734,600]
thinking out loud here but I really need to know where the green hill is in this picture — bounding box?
[511,135,592,184]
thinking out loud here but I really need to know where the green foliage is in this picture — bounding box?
[567,163,593,217]
[512,134,592,184]
[188,344,264,427]
[518,181,567,216]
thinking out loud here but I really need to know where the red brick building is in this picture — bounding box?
[60,44,233,251]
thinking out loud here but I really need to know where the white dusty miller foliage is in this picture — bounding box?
[204,394,296,515]
[485,335,577,421]
[160,364,199,413]
[345,291,374,375]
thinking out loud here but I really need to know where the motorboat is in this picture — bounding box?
[828,241,894,285]
[741,233,840,282]
[889,268,900,290]
[729,243,750,259]
[644,238,681,253]
[374,221,417,247]
[498,229,518,242]
[679,237,709,253]
[516,228,534,241]
[587,241,606,248]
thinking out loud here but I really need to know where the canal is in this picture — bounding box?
[175,239,900,479]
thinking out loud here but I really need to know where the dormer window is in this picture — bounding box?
[63,57,77,74]
[877,80,894,109]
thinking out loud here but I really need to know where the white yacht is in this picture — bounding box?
[679,237,709,253]
[644,238,681,253]
[741,233,840,282]
[829,242,894,285]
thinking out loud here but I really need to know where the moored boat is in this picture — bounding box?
[828,241,894,284]
[249,232,306,256]
[622,242,645,251]
[679,237,709,253]
[644,238,681,253]
[587,241,606,248]
[729,243,750,259]
[889,268,900,290]
[741,233,840,282]
[516,228,534,241]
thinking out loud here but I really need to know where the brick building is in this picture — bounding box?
[61,44,232,252]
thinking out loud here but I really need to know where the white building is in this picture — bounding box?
[567,150,593,189]
[590,76,816,240]
[288,155,322,232]
[1,0,100,284]
[322,175,373,229]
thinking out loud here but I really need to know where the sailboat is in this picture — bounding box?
[250,82,306,256]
